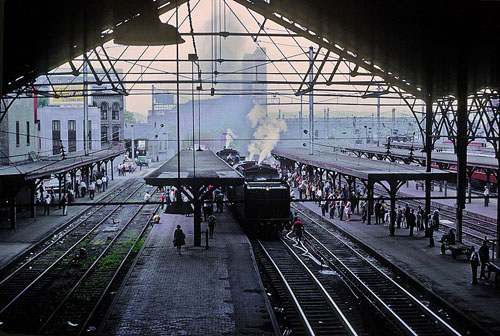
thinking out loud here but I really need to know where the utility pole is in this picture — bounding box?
[377,85,381,147]
[131,125,135,163]
[309,46,314,155]
[83,53,89,156]
[299,95,303,145]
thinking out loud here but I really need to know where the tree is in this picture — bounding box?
[123,110,136,123]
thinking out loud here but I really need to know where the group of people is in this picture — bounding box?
[36,170,111,216]
[470,238,491,284]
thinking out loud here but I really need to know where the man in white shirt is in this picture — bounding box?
[484,186,490,207]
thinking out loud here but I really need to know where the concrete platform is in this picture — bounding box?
[294,193,500,335]
[0,166,156,271]
[100,209,277,335]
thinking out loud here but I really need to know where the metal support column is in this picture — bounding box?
[424,95,433,230]
[367,181,373,225]
[193,188,202,247]
[9,194,16,230]
[455,60,468,243]
[30,180,36,218]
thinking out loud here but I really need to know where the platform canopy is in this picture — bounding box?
[144,150,243,187]
[0,147,125,180]
[272,147,456,185]
[341,146,500,170]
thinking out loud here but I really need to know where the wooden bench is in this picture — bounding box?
[440,242,471,260]
[486,263,500,289]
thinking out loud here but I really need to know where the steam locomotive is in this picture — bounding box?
[228,164,291,238]
[216,148,243,165]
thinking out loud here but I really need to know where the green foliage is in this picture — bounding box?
[124,110,136,123]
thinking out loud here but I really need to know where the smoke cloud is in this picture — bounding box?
[225,128,237,148]
[247,105,287,164]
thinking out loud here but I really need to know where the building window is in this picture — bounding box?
[26,121,30,145]
[101,126,108,144]
[68,120,76,152]
[16,121,20,147]
[112,126,120,142]
[101,102,108,120]
[112,103,120,120]
[52,120,61,155]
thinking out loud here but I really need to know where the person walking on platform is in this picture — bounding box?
[216,191,224,213]
[479,238,490,280]
[208,214,216,238]
[361,202,367,224]
[484,186,489,207]
[173,225,186,255]
[470,246,480,284]
[339,200,345,221]
[321,199,327,216]
[396,206,403,229]
[416,206,423,231]
[144,191,151,203]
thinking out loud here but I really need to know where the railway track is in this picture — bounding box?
[256,239,359,336]
[288,205,466,336]
[0,179,158,335]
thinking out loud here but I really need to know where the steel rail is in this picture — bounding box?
[0,182,147,317]
[37,188,158,334]
[294,206,462,336]
[76,203,160,336]
[257,239,315,336]
[0,179,140,287]
[279,238,359,336]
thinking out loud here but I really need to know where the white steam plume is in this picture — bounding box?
[225,128,237,148]
[247,105,287,164]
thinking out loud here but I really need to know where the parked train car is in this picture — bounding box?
[228,164,290,238]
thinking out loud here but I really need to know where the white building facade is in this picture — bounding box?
[37,106,101,156]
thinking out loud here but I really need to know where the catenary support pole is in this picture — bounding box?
[309,46,314,155]
[424,95,433,232]
[455,59,468,243]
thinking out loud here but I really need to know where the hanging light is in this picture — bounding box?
[113,5,185,46]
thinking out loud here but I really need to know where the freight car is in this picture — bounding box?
[228,165,290,238]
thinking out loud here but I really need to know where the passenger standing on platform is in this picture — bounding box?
[43,194,51,215]
[470,246,479,284]
[361,202,367,224]
[416,206,423,231]
[89,181,95,200]
[408,209,416,236]
[203,200,212,221]
[96,178,102,192]
[374,201,381,224]
[208,214,216,238]
[432,209,440,230]
[321,199,327,216]
[173,225,186,255]
[216,191,224,213]
[339,200,345,221]
[404,204,410,229]
[61,193,68,216]
[144,191,151,203]
[396,206,402,229]
[160,193,165,210]
[345,201,352,221]
[484,186,489,207]
[80,180,87,198]
[479,239,490,280]
[428,214,435,247]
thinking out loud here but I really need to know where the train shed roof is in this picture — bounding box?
[341,146,499,171]
[144,150,243,187]
[0,147,125,181]
[272,147,456,185]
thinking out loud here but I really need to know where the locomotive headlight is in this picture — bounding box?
[266,187,270,192]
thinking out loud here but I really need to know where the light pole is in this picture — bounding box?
[309,46,314,155]
[131,124,135,163]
